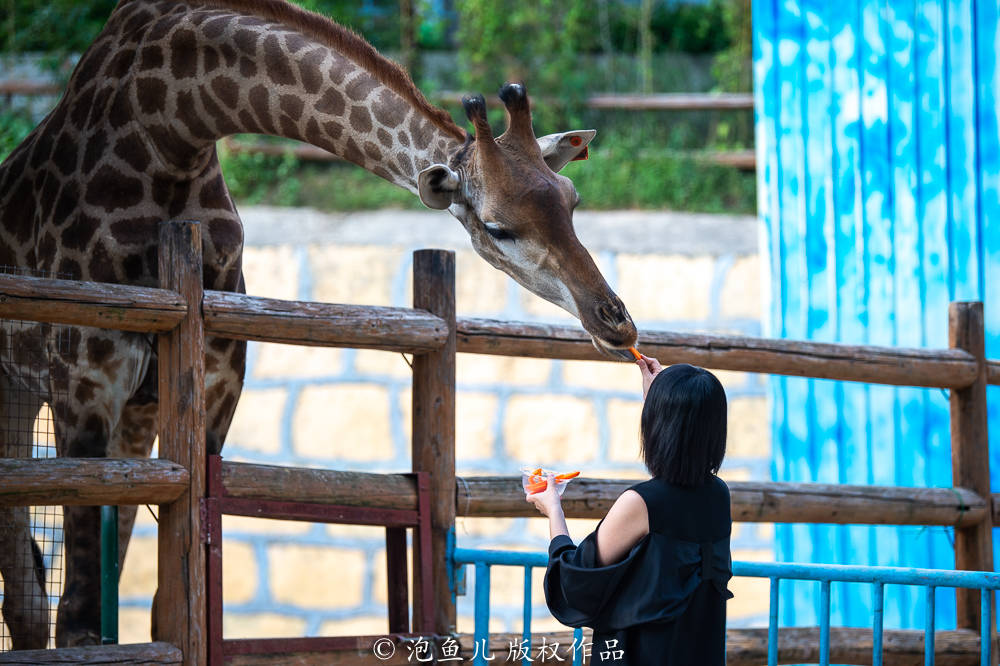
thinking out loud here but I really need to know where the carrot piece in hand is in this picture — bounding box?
[555,471,580,480]
[629,347,642,361]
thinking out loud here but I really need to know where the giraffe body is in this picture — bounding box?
[0,0,635,647]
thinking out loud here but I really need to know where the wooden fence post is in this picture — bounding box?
[154,221,207,664]
[411,249,456,635]
[949,301,993,631]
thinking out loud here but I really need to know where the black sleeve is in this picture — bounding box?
[544,530,729,632]
[543,530,647,628]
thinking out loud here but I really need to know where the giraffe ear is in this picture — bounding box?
[537,130,597,172]
[417,164,461,210]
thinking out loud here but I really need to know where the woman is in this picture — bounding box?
[526,356,733,665]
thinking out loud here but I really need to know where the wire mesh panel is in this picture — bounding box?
[0,267,73,650]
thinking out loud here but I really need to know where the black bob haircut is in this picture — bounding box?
[640,363,727,486]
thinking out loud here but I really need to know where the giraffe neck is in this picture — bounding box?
[125,0,465,191]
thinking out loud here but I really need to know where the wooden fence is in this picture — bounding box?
[0,221,995,664]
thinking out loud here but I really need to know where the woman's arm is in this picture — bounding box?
[594,490,649,566]
[525,474,570,540]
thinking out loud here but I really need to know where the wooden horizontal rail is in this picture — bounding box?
[203,291,447,352]
[221,461,420,510]
[0,273,186,332]
[989,360,1000,385]
[0,80,62,96]
[219,466,984,527]
[0,458,189,507]
[457,476,986,526]
[0,641,182,664]
[457,317,980,389]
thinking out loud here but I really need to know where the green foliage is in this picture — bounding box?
[455,0,593,129]
[0,109,35,163]
[1,0,117,58]
[711,0,752,92]
[218,141,303,207]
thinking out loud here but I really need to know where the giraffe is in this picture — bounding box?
[0,0,637,648]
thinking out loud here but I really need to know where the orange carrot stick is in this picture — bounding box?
[555,471,580,480]
[629,347,642,361]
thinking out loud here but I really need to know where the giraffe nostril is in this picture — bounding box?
[597,302,630,328]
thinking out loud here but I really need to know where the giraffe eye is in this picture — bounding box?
[484,222,515,242]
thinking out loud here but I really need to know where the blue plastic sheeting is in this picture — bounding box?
[754,0,1000,629]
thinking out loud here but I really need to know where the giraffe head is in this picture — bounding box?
[417,83,637,358]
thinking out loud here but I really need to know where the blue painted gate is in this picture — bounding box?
[753,0,1000,628]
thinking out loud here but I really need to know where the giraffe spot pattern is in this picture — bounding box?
[219,43,238,67]
[139,45,164,70]
[349,105,372,133]
[120,251,144,280]
[264,34,297,85]
[397,130,410,147]
[52,132,79,176]
[70,86,96,127]
[87,240,117,283]
[136,77,168,114]
[199,84,238,135]
[58,257,82,279]
[298,48,325,93]
[395,152,414,176]
[323,121,343,140]
[105,48,136,80]
[83,130,108,173]
[284,32,308,53]
[248,85,274,133]
[63,213,100,252]
[342,138,365,166]
[345,75,378,102]
[108,92,132,130]
[328,53,351,84]
[37,173,58,221]
[376,127,392,148]
[363,141,382,161]
[177,90,215,140]
[203,46,220,73]
[147,12,183,42]
[240,57,257,78]
[37,232,57,266]
[373,89,407,128]
[85,165,144,213]
[202,14,230,39]
[170,29,199,79]
[211,76,239,108]
[53,181,80,224]
[114,132,151,172]
[315,88,345,116]
[280,94,304,121]
[304,117,322,145]
[279,116,298,137]
[233,29,258,56]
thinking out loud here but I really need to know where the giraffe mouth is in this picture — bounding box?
[592,337,637,362]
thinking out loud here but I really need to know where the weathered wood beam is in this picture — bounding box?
[221,461,419,509]
[988,359,1000,385]
[0,641,182,664]
[411,250,457,635]
[0,273,185,332]
[154,221,207,665]
[456,318,979,389]
[218,467,985,527]
[203,291,447,353]
[949,302,993,631]
[456,476,986,526]
[0,458,188,506]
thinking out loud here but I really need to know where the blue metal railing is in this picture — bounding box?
[453,547,1000,666]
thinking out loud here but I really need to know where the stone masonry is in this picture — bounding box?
[116,206,772,643]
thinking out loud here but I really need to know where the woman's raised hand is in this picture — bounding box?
[525,473,564,518]
[636,354,663,399]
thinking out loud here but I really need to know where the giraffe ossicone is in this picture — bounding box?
[0,0,636,648]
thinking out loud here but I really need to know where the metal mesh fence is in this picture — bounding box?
[0,266,72,650]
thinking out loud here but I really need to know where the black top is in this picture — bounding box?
[544,476,733,666]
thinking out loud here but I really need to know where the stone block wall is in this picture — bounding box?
[118,207,772,643]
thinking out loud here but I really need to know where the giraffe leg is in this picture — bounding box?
[49,330,152,647]
[0,375,50,650]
